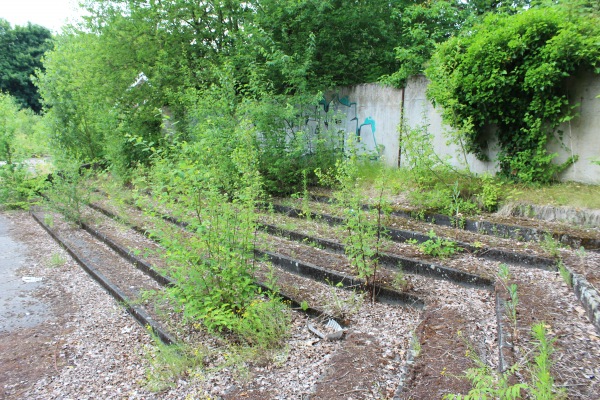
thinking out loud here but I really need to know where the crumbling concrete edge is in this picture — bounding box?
[570,270,600,334]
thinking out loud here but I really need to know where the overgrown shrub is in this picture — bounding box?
[0,92,48,209]
[0,163,47,209]
[45,160,92,225]
[400,121,482,217]
[427,4,600,183]
[145,125,290,347]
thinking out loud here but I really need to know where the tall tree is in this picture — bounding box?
[383,0,530,87]
[0,19,53,113]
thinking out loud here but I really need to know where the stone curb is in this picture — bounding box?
[260,222,493,289]
[272,203,556,270]
[255,249,425,309]
[312,195,600,251]
[571,271,600,334]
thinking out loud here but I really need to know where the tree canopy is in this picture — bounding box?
[34,0,600,187]
[0,19,53,113]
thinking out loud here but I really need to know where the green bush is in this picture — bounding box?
[44,161,92,225]
[0,163,47,209]
[412,230,460,259]
[427,4,600,183]
[0,92,49,209]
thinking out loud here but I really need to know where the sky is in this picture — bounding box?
[1,0,85,33]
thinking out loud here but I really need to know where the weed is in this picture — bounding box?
[144,331,208,392]
[392,265,411,291]
[300,169,311,221]
[528,323,566,399]
[48,252,66,268]
[557,260,572,288]
[416,230,460,259]
[473,241,484,249]
[300,300,309,311]
[540,234,562,258]
[497,264,519,343]
[321,281,365,321]
[45,161,92,226]
[514,228,523,242]
[43,213,54,228]
[234,298,291,348]
[410,332,422,356]
[445,323,565,399]
[262,263,281,294]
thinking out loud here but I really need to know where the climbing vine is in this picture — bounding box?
[426,4,600,183]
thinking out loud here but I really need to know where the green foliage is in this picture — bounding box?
[155,185,259,332]
[48,252,67,268]
[445,323,564,400]
[45,160,92,225]
[412,230,460,259]
[246,92,344,195]
[0,93,48,209]
[145,125,290,348]
[254,0,402,89]
[0,163,47,209]
[233,297,291,348]
[0,92,22,164]
[556,260,572,288]
[36,33,112,162]
[399,121,481,217]
[0,19,53,113]
[35,0,411,187]
[318,146,387,301]
[392,266,411,291]
[427,4,600,183]
[0,92,48,160]
[444,360,526,400]
[480,173,502,212]
[540,234,563,258]
[529,323,566,399]
[144,333,208,392]
[383,0,529,87]
[382,0,475,87]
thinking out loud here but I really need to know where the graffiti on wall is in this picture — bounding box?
[318,93,379,157]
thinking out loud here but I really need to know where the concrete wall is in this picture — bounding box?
[336,74,600,184]
[550,71,600,184]
[327,84,403,167]
[402,75,498,174]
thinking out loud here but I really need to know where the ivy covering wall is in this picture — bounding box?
[426,4,600,183]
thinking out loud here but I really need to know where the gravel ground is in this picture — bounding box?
[2,211,422,399]
[3,197,599,399]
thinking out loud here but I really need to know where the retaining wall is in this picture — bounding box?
[334,73,600,184]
